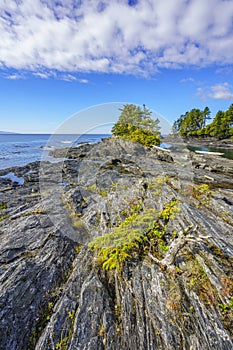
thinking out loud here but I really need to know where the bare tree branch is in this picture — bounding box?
[148,225,210,270]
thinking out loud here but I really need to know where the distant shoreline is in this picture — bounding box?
[163,135,233,149]
[0,131,20,135]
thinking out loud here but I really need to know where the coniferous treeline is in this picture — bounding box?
[172,104,233,139]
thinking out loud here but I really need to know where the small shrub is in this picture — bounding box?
[55,337,69,350]
[219,297,233,313]
[98,189,108,197]
[129,198,143,214]
[192,184,214,206]
[110,182,119,191]
[85,184,97,191]
[89,198,180,271]
[147,176,170,196]
[124,128,160,147]
[159,198,180,222]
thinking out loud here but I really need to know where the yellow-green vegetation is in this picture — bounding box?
[0,201,7,210]
[121,128,160,147]
[88,197,180,271]
[159,198,181,223]
[29,301,55,349]
[166,279,182,312]
[68,310,75,319]
[190,184,214,207]
[112,104,161,147]
[127,197,144,215]
[185,258,219,308]
[71,217,85,229]
[85,183,97,191]
[22,209,46,216]
[55,336,69,350]
[98,189,108,197]
[0,202,8,221]
[218,277,233,334]
[219,297,233,312]
[130,198,143,213]
[0,214,10,222]
[120,197,144,218]
[110,182,119,191]
[66,205,84,228]
[148,175,170,196]
[219,209,233,226]
[62,193,85,229]
[55,309,76,349]
[99,324,106,337]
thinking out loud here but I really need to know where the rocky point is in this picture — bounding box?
[0,137,232,350]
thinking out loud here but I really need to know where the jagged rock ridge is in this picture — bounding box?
[0,138,232,349]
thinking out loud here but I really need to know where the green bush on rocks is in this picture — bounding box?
[112,104,161,147]
[88,198,180,271]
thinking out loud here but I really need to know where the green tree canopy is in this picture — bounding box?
[112,104,160,146]
[172,104,233,139]
[172,107,211,137]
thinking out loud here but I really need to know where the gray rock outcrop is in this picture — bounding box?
[0,137,232,349]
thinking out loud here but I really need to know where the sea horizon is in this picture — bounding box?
[0,133,111,170]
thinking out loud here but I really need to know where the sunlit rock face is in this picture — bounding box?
[0,138,232,350]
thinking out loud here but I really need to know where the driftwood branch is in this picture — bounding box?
[148,225,211,269]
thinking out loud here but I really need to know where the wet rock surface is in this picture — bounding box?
[0,137,233,349]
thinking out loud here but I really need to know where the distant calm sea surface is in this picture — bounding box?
[0,134,110,170]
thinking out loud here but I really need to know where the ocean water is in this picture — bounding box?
[0,134,110,170]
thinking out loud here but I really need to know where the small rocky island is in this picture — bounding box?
[0,135,233,350]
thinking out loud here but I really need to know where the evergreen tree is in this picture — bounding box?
[172,107,210,137]
[172,104,233,139]
[112,104,160,146]
[224,104,233,138]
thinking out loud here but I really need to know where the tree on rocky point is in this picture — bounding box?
[112,104,161,146]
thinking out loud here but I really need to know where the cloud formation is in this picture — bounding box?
[0,0,233,76]
[209,82,233,100]
[196,82,233,101]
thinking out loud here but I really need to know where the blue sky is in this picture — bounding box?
[0,0,233,134]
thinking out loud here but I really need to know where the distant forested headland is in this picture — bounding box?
[172,104,233,139]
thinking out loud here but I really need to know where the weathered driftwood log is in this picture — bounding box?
[148,225,211,269]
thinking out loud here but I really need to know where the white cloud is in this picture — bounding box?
[5,73,26,80]
[196,82,233,101]
[180,77,195,83]
[57,74,89,83]
[0,0,233,76]
[59,74,77,82]
[33,72,50,79]
[209,82,233,100]
[2,70,90,83]
[78,78,89,84]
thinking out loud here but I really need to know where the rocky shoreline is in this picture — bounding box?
[164,135,233,149]
[0,137,233,349]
